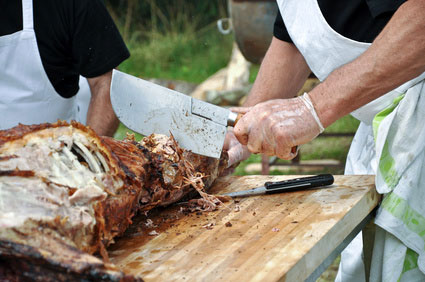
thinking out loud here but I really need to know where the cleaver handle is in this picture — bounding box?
[227,112,298,155]
[227,112,243,127]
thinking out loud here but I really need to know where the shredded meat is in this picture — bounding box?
[0,121,228,281]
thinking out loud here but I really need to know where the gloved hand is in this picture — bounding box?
[233,92,324,160]
[223,127,251,168]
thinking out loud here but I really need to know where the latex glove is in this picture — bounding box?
[223,128,251,168]
[233,92,324,160]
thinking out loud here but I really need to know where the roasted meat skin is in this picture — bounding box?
[0,240,137,282]
[0,121,227,281]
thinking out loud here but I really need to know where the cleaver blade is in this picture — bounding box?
[110,70,239,158]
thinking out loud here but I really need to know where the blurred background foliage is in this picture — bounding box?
[105,0,234,83]
[106,0,228,39]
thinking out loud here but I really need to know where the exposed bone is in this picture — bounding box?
[95,151,109,173]
[62,146,85,171]
[72,145,92,170]
[73,141,101,173]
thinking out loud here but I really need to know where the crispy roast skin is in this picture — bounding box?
[0,121,227,281]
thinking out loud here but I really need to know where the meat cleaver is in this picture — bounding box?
[110,70,241,158]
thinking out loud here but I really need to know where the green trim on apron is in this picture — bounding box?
[382,193,425,239]
[372,94,405,189]
[372,94,405,139]
[398,248,419,282]
[374,93,424,281]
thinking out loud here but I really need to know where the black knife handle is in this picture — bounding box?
[264,174,334,194]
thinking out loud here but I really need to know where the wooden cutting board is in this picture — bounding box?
[109,175,379,281]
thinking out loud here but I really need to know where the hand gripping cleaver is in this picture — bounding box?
[110,70,241,158]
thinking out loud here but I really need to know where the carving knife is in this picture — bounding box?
[221,174,334,198]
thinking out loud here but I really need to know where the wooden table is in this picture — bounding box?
[109,175,380,281]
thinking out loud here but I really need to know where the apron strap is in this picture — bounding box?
[22,0,34,30]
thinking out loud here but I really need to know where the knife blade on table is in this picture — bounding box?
[110,70,241,158]
[220,174,334,198]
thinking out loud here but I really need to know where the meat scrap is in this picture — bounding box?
[202,222,215,230]
[0,121,228,281]
[184,197,223,212]
[148,230,159,236]
[181,194,232,213]
[145,219,157,228]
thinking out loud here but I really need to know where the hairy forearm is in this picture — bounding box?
[310,0,425,127]
[243,37,311,106]
[86,71,120,137]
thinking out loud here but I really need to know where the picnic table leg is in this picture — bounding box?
[362,220,376,282]
[261,154,270,175]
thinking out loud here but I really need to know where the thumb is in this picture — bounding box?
[227,145,243,167]
[227,143,251,167]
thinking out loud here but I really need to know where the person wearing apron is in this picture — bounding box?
[0,0,129,135]
[227,0,425,280]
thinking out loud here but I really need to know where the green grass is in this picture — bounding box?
[302,115,359,161]
[112,0,233,83]
[249,65,260,83]
[114,123,144,141]
[325,114,360,133]
[119,28,233,83]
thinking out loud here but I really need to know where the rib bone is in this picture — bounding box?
[73,141,101,173]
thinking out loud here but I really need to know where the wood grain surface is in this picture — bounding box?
[108,175,380,282]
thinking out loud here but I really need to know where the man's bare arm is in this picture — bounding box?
[310,0,425,127]
[243,37,311,106]
[224,37,310,165]
[86,70,120,137]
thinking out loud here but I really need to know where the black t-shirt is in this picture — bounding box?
[0,0,130,98]
[274,0,406,44]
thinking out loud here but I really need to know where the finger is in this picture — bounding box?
[261,141,276,157]
[261,122,278,156]
[276,145,298,160]
[227,144,249,167]
[229,106,252,114]
[274,131,296,160]
[240,145,252,161]
[226,147,239,167]
[222,130,235,150]
[259,128,276,156]
[233,114,252,145]
[246,125,264,154]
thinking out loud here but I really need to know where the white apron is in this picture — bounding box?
[0,0,90,130]
[277,0,425,281]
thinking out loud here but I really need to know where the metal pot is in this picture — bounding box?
[229,0,278,64]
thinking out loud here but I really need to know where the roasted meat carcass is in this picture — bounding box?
[0,121,227,281]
